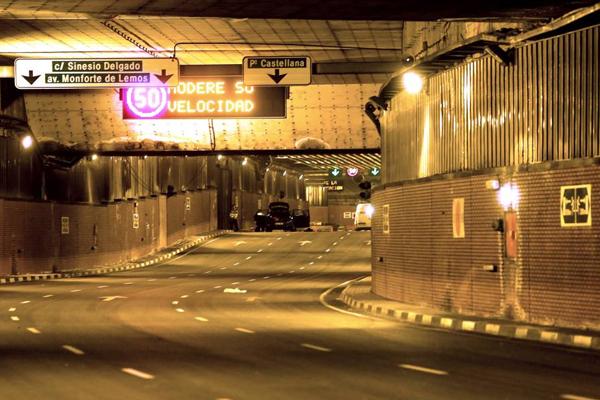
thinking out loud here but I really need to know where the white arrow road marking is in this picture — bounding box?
[99,296,128,302]
[122,368,154,380]
[235,328,255,334]
[301,343,332,352]
[298,241,312,246]
[224,288,247,294]
[234,241,247,246]
[194,316,209,322]
[398,364,448,376]
[62,345,85,355]
[27,327,41,334]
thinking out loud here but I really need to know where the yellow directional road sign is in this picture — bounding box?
[243,56,311,86]
[14,58,179,89]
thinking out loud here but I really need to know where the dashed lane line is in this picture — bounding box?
[63,345,85,355]
[122,368,155,380]
[267,243,273,246]
[8,307,16,312]
[180,295,189,298]
[27,327,42,335]
[325,249,331,253]
[317,255,323,259]
[175,308,185,313]
[248,279,256,282]
[398,364,448,376]
[43,294,54,298]
[195,290,205,293]
[233,262,240,266]
[194,316,209,322]
[172,301,179,305]
[70,289,82,293]
[301,343,332,352]
[10,316,20,321]
[214,285,222,289]
[562,395,600,400]
[257,249,264,253]
[245,256,252,260]
[20,301,30,304]
[97,285,109,289]
[235,328,255,334]
[309,262,314,265]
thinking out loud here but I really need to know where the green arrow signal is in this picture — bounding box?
[370,167,381,176]
[330,168,342,177]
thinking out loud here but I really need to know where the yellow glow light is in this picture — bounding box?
[402,71,423,94]
[21,135,33,149]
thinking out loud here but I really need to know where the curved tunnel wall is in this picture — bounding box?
[373,24,600,329]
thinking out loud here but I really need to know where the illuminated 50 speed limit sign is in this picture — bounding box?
[124,87,169,118]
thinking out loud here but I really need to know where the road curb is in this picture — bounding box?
[0,230,228,285]
[340,283,600,352]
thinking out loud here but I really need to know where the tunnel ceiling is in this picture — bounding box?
[0,0,594,20]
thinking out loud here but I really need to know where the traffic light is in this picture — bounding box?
[359,181,372,200]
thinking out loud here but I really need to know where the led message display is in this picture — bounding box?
[122,77,286,119]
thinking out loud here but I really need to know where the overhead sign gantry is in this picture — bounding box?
[14,58,179,89]
[242,56,311,86]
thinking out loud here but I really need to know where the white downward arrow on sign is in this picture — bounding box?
[99,296,128,302]
[298,241,312,246]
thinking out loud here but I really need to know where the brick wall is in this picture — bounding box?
[0,189,216,276]
[372,162,600,329]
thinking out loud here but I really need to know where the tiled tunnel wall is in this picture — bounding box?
[372,162,600,330]
[0,190,217,275]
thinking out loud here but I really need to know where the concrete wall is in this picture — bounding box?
[372,162,600,329]
[0,190,217,275]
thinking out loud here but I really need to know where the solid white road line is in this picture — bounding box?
[122,368,155,380]
[10,316,19,321]
[62,345,85,355]
[398,364,448,376]
[194,316,209,322]
[27,327,41,334]
[562,395,600,400]
[301,343,332,352]
[235,328,255,334]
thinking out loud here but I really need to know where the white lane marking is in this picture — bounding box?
[257,249,264,253]
[233,262,239,266]
[319,277,374,319]
[122,368,155,380]
[176,308,185,313]
[248,279,256,282]
[224,288,247,294]
[70,289,82,292]
[277,237,282,240]
[195,290,205,293]
[180,295,189,299]
[97,285,109,289]
[231,282,240,285]
[317,255,323,259]
[299,241,312,246]
[333,242,338,246]
[234,241,247,246]
[301,343,332,352]
[267,242,273,246]
[169,276,177,279]
[99,296,127,302]
[299,267,305,270]
[221,267,228,270]
[205,238,218,245]
[309,262,314,265]
[263,276,270,279]
[27,327,42,335]
[123,282,133,285]
[147,279,157,282]
[214,285,222,289]
[20,300,30,304]
[194,316,209,322]
[43,294,54,298]
[325,249,331,253]
[235,328,255,334]
[10,316,20,321]
[8,307,16,312]
[204,271,212,274]
[245,256,252,260]
[398,364,448,376]
[561,395,600,400]
[276,273,283,276]
[172,301,179,305]
[62,345,85,355]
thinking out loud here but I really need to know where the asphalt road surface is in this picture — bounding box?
[1,232,599,400]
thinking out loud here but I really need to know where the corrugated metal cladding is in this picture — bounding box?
[381,25,600,184]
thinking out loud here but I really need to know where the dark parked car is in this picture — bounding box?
[255,202,309,232]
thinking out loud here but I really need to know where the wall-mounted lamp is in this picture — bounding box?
[498,182,519,211]
[21,134,33,149]
[91,154,98,161]
[217,154,223,160]
[242,157,248,166]
[402,71,423,94]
